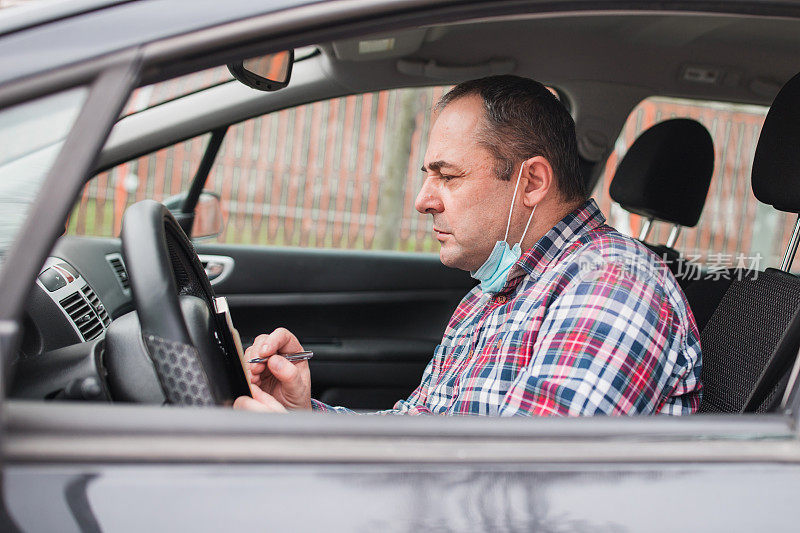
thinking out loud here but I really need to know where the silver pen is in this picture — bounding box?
[248,351,314,364]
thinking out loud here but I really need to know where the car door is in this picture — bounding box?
[198,243,473,409]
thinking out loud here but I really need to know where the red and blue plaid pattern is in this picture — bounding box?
[313,199,702,415]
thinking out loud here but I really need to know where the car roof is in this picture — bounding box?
[2,0,800,88]
[0,0,128,36]
[0,0,312,85]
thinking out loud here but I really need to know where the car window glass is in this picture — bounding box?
[122,66,233,118]
[66,134,210,237]
[592,96,790,272]
[75,85,563,247]
[0,87,88,270]
[121,48,318,119]
[205,86,451,252]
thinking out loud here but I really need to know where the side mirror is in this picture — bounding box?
[228,50,294,91]
[162,191,224,239]
[192,191,224,239]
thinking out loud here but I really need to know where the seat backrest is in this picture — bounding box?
[697,269,800,413]
[696,70,800,413]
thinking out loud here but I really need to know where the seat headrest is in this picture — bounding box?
[752,71,800,213]
[609,118,714,227]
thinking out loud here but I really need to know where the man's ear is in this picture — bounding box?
[521,155,554,208]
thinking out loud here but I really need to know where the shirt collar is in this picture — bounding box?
[507,198,606,284]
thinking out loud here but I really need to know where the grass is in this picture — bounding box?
[67,196,441,254]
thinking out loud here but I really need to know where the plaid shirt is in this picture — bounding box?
[313,199,702,416]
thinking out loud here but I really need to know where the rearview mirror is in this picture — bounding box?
[228,50,294,91]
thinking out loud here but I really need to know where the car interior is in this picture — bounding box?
[9,11,800,414]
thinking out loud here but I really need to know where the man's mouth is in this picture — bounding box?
[433,228,451,240]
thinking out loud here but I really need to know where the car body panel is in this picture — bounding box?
[0,0,304,84]
[0,0,130,36]
[7,462,800,532]
[3,403,799,529]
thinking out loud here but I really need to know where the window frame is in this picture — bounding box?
[46,83,800,453]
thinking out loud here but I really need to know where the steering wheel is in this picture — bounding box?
[104,199,249,405]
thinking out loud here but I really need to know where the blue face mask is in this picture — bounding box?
[470,164,536,294]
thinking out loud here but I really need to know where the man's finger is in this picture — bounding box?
[252,387,288,411]
[258,330,286,356]
[233,396,270,412]
[233,389,287,412]
[267,355,299,384]
[259,327,303,357]
[248,361,267,375]
[250,334,269,355]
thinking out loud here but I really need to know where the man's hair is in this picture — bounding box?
[436,75,586,202]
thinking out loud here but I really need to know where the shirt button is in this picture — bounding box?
[494,295,507,304]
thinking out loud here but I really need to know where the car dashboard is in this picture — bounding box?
[12,237,134,401]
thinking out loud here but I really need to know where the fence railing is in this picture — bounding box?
[70,85,787,269]
[594,96,790,270]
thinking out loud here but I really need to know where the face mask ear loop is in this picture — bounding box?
[503,163,526,242]
[516,205,537,247]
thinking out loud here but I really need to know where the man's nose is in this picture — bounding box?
[415,178,444,214]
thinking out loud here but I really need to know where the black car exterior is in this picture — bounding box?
[2,1,800,531]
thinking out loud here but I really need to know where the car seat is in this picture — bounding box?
[694,70,800,413]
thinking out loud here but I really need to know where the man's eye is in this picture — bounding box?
[441,175,456,182]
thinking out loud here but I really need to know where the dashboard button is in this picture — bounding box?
[38,268,67,292]
[52,264,74,283]
[57,262,79,279]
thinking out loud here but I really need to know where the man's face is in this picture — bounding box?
[416,95,516,271]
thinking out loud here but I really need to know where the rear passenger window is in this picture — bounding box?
[593,96,794,272]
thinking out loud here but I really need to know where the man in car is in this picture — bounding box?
[233,75,702,416]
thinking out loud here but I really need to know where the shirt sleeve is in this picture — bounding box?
[309,357,437,415]
[499,260,692,416]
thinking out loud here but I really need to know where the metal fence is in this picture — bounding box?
[594,97,790,269]
[70,84,449,253]
[69,82,789,268]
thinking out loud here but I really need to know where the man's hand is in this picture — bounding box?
[233,328,312,412]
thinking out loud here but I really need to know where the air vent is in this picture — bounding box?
[106,254,130,291]
[59,291,103,341]
[81,285,110,327]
